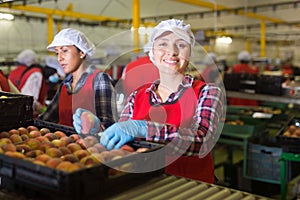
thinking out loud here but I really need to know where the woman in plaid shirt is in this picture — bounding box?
[39,28,117,131]
[79,19,225,183]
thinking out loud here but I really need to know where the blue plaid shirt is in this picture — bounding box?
[39,66,117,129]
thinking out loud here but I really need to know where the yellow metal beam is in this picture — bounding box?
[132,0,140,52]
[172,0,286,24]
[0,4,121,22]
[260,20,266,57]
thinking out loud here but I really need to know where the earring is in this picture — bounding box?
[80,55,84,59]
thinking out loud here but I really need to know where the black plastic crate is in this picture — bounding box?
[0,120,165,200]
[277,118,300,147]
[0,91,33,130]
[256,75,284,96]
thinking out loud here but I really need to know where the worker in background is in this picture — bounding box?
[43,56,66,101]
[199,52,220,83]
[231,50,259,74]
[228,50,259,106]
[39,28,117,132]
[8,49,48,117]
[120,42,159,98]
[0,69,20,93]
[76,19,225,183]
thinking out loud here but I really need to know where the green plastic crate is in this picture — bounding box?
[223,115,266,134]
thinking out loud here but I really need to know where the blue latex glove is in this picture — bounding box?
[100,120,147,150]
[72,108,101,135]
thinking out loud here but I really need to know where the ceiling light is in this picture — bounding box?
[0,13,14,20]
[216,36,232,44]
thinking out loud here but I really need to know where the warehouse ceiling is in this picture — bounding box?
[0,0,300,44]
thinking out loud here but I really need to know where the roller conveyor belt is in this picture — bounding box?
[108,174,272,200]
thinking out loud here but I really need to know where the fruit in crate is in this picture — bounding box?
[225,119,245,125]
[282,125,300,138]
[0,125,154,174]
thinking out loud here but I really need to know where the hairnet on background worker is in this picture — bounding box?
[39,28,117,131]
[9,49,47,117]
[45,56,65,79]
[76,19,225,183]
[16,49,37,67]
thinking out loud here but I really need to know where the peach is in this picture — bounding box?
[35,154,52,163]
[5,151,25,159]
[39,141,56,152]
[0,131,10,138]
[33,160,46,166]
[80,111,95,134]
[93,143,106,153]
[0,138,12,146]
[87,146,99,154]
[39,128,50,136]
[60,136,73,146]
[80,155,98,166]
[3,143,17,152]
[56,161,73,172]
[110,149,127,157]
[8,129,19,135]
[35,136,50,143]
[44,133,58,141]
[67,163,83,172]
[27,125,38,132]
[21,134,29,141]
[51,139,65,148]
[46,158,62,168]
[53,131,66,139]
[18,127,28,135]
[25,150,44,158]
[16,144,31,153]
[28,130,41,138]
[99,151,113,163]
[120,145,135,153]
[69,134,80,142]
[136,147,149,153]
[9,134,23,144]
[83,136,99,147]
[46,147,63,158]
[67,143,82,153]
[73,149,90,160]
[75,138,88,149]
[23,138,41,150]
[61,154,79,163]
[58,147,72,155]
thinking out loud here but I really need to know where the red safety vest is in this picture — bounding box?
[58,70,99,126]
[0,70,10,92]
[18,67,48,107]
[8,65,27,88]
[132,80,215,183]
[122,56,159,97]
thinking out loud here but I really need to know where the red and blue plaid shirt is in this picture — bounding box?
[120,75,225,156]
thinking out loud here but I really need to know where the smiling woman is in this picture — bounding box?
[77,18,226,184]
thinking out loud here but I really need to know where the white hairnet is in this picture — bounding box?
[204,53,217,65]
[45,56,65,77]
[238,50,251,62]
[17,49,37,66]
[148,19,195,64]
[47,28,95,58]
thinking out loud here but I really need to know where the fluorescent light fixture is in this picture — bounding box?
[0,13,14,20]
[216,36,232,44]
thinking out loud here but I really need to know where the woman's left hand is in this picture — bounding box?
[100,120,147,150]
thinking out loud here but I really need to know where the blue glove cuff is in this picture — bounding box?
[129,119,147,138]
